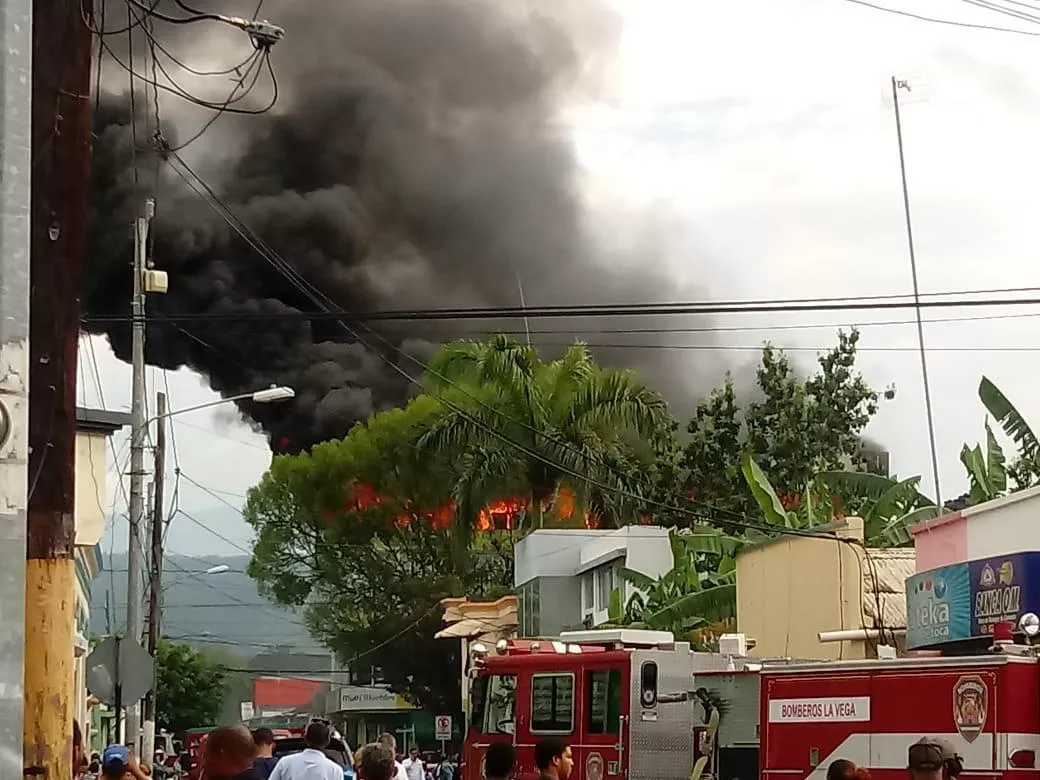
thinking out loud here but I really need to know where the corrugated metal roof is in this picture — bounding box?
[860,548,915,630]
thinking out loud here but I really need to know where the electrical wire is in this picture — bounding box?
[82,290,1040,325]
[959,0,1040,24]
[836,0,1040,35]
[168,51,268,151]
[99,36,278,115]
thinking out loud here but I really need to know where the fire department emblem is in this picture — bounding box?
[586,753,604,780]
[953,674,988,743]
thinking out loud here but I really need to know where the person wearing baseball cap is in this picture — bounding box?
[101,745,150,780]
[101,746,132,780]
[908,737,963,780]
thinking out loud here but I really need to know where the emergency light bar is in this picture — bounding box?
[560,628,676,648]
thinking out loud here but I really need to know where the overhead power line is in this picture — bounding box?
[82,289,1040,325]
[837,0,1040,35]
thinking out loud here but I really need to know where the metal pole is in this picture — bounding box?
[0,0,32,771]
[126,199,154,749]
[891,75,942,505]
[142,392,166,762]
[114,635,123,744]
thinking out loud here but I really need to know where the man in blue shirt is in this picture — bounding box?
[252,729,280,780]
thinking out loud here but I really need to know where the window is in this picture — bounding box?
[519,581,541,636]
[470,675,489,730]
[582,573,594,614]
[483,674,517,735]
[530,673,575,734]
[596,566,612,610]
[586,668,623,735]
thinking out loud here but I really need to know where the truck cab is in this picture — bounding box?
[463,629,746,780]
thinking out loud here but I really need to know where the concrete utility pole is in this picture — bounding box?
[142,392,167,761]
[126,201,154,749]
[0,0,33,772]
[23,0,93,774]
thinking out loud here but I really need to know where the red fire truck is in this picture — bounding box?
[463,625,1040,780]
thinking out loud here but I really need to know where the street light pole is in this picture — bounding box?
[126,200,155,749]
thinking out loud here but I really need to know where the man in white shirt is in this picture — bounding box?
[268,724,342,780]
[402,749,425,780]
[378,734,409,780]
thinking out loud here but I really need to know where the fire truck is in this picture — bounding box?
[462,622,1040,780]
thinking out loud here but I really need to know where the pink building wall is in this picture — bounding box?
[910,511,967,572]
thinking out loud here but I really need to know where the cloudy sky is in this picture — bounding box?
[87,0,1040,557]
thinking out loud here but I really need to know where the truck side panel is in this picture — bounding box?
[762,667,1001,780]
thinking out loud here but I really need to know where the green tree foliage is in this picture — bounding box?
[682,330,878,518]
[421,334,672,529]
[155,640,228,736]
[246,395,513,713]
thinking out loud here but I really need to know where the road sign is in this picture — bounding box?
[85,635,155,706]
[435,715,452,741]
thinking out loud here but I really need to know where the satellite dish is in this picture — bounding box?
[1019,612,1040,637]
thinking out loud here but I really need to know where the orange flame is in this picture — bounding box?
[328,482,604,531]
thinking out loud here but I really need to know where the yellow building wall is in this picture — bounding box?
[736,518,867,660]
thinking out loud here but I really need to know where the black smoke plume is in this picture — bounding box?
[84,0,712,452]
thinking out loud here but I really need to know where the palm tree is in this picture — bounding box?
[419,334,671,534]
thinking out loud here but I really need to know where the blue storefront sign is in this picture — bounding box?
[968,551,1040,636]
[906,562,972,649]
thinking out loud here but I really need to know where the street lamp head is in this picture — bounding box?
[204,565,230,575]
[251,386,295,403]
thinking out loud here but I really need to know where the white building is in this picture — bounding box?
[513,527,672,636]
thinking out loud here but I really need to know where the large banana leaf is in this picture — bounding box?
[985,421,1007,495]
[617,566,657,592]
[818,471,933,511]
[980,376,1039,460]
[643,583,737,630]
[741,455,790,527]
[676,525,746,557]
[961,443,995,503]
[872,505,943,546]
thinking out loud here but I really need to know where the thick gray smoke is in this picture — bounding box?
[84,0,717,451]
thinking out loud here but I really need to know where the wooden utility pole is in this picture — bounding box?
[142,392,166,760]
[23,0,93,772]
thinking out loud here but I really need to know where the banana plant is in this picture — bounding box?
[979,376,1040,490]
[741,454,835,531]
[960,420,1007,503]
[605,528,742,644]
[815,470,941,546]
[743,454,939,547]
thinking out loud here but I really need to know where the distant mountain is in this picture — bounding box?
[90,553,326,658]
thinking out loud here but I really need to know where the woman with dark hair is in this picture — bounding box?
[827,759,859,780]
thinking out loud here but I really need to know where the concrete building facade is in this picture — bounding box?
[513,526,672,636]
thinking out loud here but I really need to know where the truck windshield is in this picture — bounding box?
[471,674,516,735]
